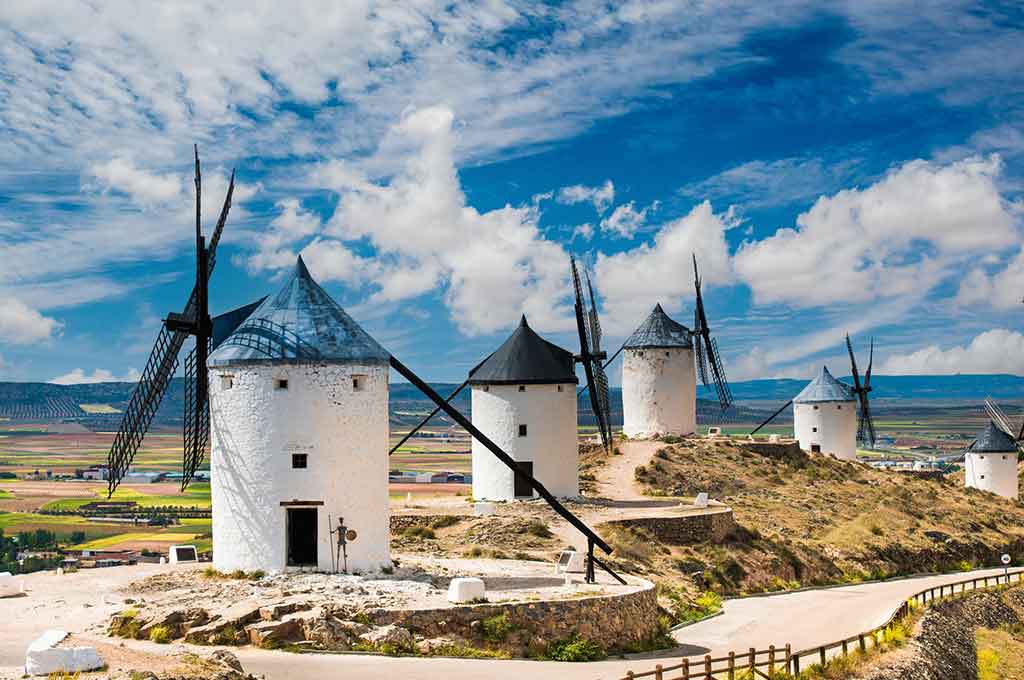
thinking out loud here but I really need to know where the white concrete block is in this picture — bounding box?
[447,577,486,603]
[694,492,709,509]
[24,630,103,676]
[0,572,20,598]
[556,550,586,574]
[169,545,198,564]
[473,502,496,517]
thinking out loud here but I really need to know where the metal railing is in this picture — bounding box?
[621,568,1023,679]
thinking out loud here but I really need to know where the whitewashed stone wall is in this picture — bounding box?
[208,362,390,573]
[793,401,857,460]
[471,383,578,500]
[622,347,696,438]
[965,451,1019,500]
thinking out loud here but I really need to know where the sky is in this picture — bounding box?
[1,0,1023,386]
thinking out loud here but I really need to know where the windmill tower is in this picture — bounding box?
[206,256,392,573]
[621,256,731,439]
[622,304,696,438]
[469,316,579,500]
[793,366,858,459]
[964,400,1022,500]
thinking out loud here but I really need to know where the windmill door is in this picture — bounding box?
[286,508,318,567]
[514,462,534,498]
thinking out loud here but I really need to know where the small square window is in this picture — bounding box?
[665,351,670,357]
[812,427,818,433]
[557,385,563,392]
[275,378,289,390]
[518,424,528,437]
[352,374,366,391]
[837,405,842,410]
[483,385,490,392]
[518,385,526,392]
[221,375,234,390]
[292,453,308,469]
[980,474,985,480]
[813,405,819,410]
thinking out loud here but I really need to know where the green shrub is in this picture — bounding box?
[212,626,242,645]
[402,525,436,539]
[523,520,552,539]
[663,588,722,625]
[546,634,607,662]
[463,546,484,558]
[430,516,461,529]
[149,625,173,644]
[481,613,512,642]
[870,525,884,536]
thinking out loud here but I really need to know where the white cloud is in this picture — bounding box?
[88,157,183,204]
[557,180,615,213]
[878,329,1024,375]
[307,105,573,335]
[680,156,861,208]
[246,199,324,274]
[595,201,735,333]
[734,155,1017,307]
[599,200,657,238]
[0,299,62,344]
[50,367,142,385]
[956,248,1024,310]
[571,223,594,241]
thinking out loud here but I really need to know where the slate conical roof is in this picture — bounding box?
[623,304,693,349]
[468,316,578,385]
[970,421,1019,453]
[793,366,856,403]
[208,256,389,367]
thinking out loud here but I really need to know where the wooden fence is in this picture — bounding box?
[621,569,1022,679]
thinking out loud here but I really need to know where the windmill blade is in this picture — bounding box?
[181,344,211,491]
[590,359,613,452]
[107,326,186,497]
[864,338,874,389]
[984,397,1017,438]
[585,271,602,354]
[694,309,709,386]
[846,334,863,392]
[750,400,792,436]
[570,257,612,453]
[857,392,877,449]
[706,335,733,411]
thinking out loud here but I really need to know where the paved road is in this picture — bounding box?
[2,565,1019,679]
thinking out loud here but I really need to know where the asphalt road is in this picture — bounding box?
[2,564,1019,679]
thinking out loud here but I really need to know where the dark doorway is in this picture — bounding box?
[286,508,318,567]
[514,461,534,498]
[811,444,821,453]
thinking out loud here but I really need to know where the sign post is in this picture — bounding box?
[1002,553,1011,583]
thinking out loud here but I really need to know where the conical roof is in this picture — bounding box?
[623,304,693,349]
[970,421,1019,453]
[793,366,856,403]
[468,316,578,385]
[208,257,389,367]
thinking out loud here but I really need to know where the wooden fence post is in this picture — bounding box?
[682,658,689,680]
[749,648,755,674]
[769,645,775,673]
[728,651,735,680]
[842,639,848,655]
[785,644,792,675]
[654,664,663,680]
[819,646,826,666]
[859,634,866,652]
[793,652,801,675]
[705,654,712,680]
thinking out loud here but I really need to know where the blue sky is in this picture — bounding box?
[1,1,1022,385]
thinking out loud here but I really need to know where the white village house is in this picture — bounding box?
[206,257,391,573]
[793,366,858,460]
[964,421,1020,501]
[621,304,696,438]
[469,316,579,500]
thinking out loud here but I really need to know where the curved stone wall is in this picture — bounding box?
[599,507,735,545]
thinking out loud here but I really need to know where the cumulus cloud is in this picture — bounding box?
[595,201,735,333]
[88,157,183,204]
[878,329,1024,375]
[246,199,325,274]
[599,200,657,238]
[50,367,142,385]
[734,155,1017,307]
[557,180,615,213]
[0,299,62,344]
[956,248,1024,310]
[307,105,573,335]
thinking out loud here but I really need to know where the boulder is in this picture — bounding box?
[359,624,413,649]
[245,618,301,646]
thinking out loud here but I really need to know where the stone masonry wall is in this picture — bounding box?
[599,508,735,545]
[369,579,660,657]
[854,586,1024,680]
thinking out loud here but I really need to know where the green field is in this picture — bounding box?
[41,483,213,511]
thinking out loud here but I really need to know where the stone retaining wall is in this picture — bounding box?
[369,579,660,657]
[599,508,735,545]
[853,586,1024,680]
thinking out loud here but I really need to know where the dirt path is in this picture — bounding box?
[591,440,664,501]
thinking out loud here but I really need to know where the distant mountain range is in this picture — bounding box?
[0,374,1021,429]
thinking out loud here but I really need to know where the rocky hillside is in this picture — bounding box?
[600,438,1024,597]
